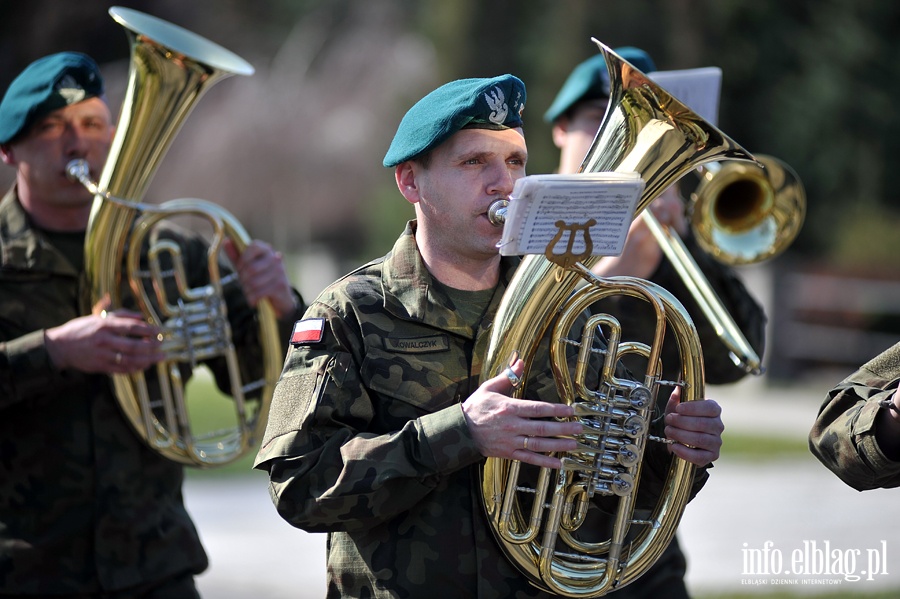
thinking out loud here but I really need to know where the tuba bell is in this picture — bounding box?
[479,40,756,596]
[67,7,283,467]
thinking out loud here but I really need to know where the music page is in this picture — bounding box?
[648,66,722,126]
[498,172,644,257]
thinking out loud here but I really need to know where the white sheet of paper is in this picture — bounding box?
[649,66,722,126]
[498,173,644,257]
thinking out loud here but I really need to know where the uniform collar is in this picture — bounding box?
[0,184,80,275]
[381,220,519,337]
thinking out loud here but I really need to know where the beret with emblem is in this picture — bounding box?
[383,74,526,167]
[543,47,656,124]
[0,52,105,145]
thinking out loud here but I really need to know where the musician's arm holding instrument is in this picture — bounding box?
[253,282,720,533]
[34,238,300,380]
[255,270,498,533]
[809,341,900,490]
[280,356,720,535]
[466,356,722,469]
[507,331,721,514]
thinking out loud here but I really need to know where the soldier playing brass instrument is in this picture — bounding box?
[0,52,304,596]
[254,74,724,597]
[547,48,766,387]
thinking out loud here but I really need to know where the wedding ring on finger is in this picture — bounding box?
[115,352,122,365]
[523,436,529,451]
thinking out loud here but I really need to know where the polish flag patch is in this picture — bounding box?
[290,318,325,345]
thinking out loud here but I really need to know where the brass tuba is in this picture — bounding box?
[479,40,756,596]
[68,7,282,467]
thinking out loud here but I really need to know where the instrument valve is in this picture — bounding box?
[617,444,640,467]
[622,416,646,438]
[628,386,652,409]
[600,472,634,497]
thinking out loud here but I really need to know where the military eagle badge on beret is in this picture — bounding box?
[484,86,508,125]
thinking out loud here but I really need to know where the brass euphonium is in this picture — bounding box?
[67,7,282,467]
[479,40,756,596]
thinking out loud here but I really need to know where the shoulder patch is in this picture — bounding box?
[290,318,325,346]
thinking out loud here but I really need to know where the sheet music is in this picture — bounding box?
[649,66,722,126]
[498,172,644,257]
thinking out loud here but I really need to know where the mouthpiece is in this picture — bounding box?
[65,159,105,198]
[66,159,90,184]
[487,199,509,227]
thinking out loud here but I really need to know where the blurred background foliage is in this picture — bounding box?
[2,0,900,287]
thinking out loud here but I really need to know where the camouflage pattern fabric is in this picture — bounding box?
[0,187,302,594]
[809,341,900,491]
[255,220,711,598]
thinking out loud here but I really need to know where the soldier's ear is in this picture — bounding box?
[395,162,421,205]
[0,144,14,165]
[550,119,569,150]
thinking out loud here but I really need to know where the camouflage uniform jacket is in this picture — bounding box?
[809,341,900,491]
[255,221,710,598]
[0,187,302,594]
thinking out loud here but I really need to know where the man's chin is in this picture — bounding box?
[59,189,97,208]
[481,232,504,255]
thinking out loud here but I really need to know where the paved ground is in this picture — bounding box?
[185,375,900,598]
[186,475,324,599]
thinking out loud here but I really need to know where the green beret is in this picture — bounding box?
[0,52,104,145]
[383,74,526,167]
[543,47,656,124]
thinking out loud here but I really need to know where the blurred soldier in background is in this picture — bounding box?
[0,52,304,597]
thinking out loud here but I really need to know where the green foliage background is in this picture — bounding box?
[3,0,900,273]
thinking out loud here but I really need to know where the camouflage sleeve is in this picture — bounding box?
[809,342,900,490]
[253,302,484,533]
[650,232,766,385]
[0,329,86,410]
